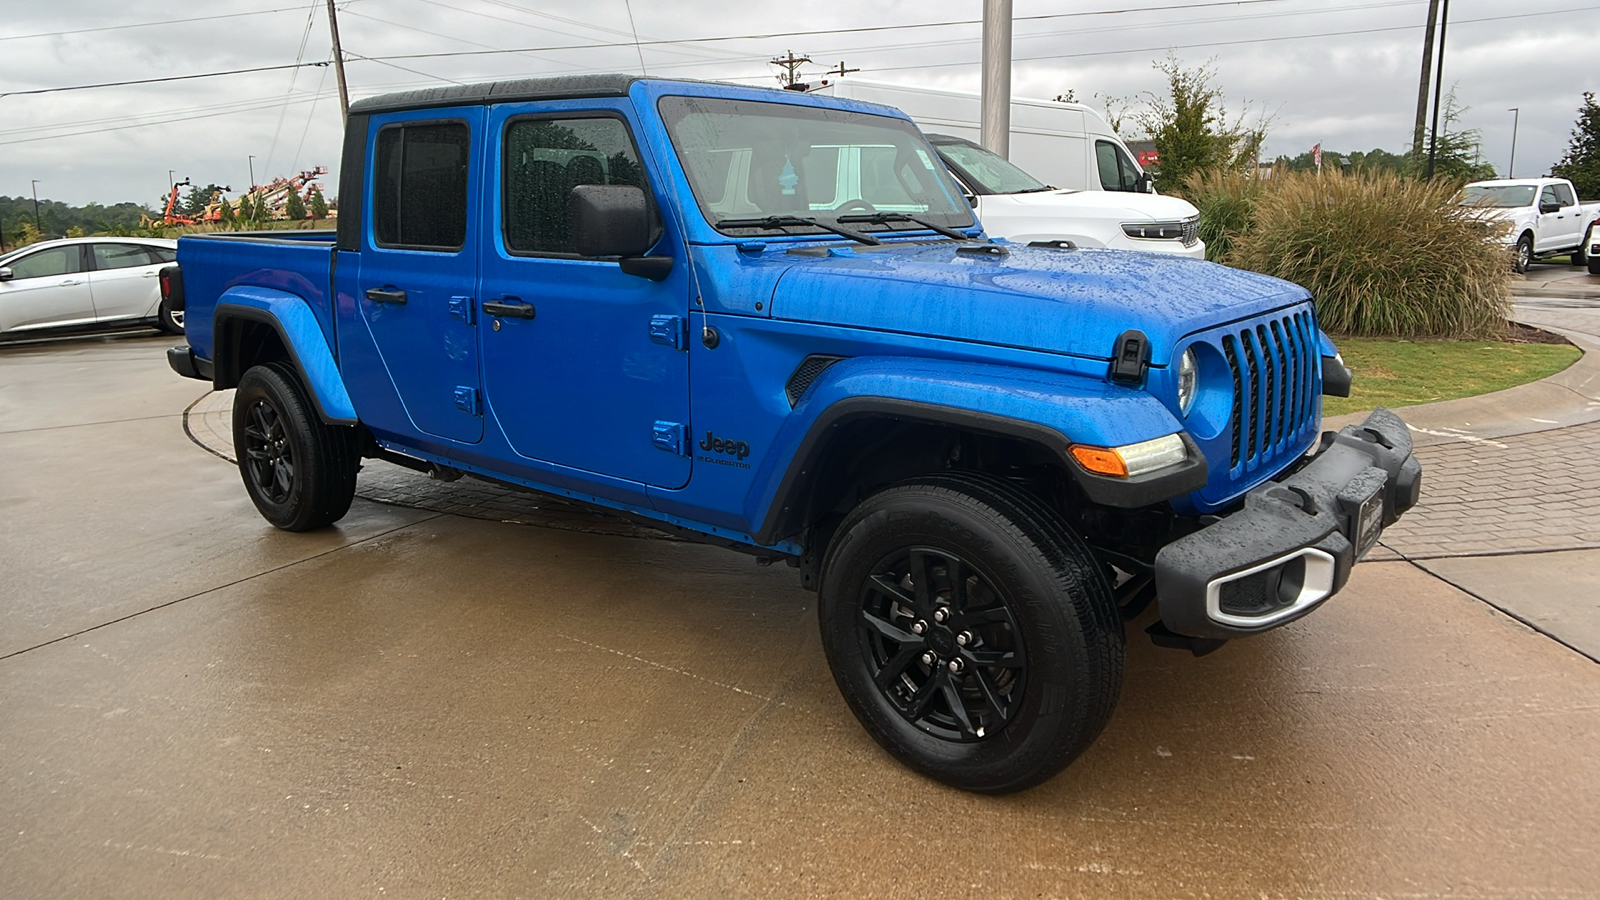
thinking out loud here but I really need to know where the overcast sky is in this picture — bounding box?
[2,0,1596,207]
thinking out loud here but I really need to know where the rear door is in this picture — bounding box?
[85,242,167,322]
[476,100,692,488]
[355,106,486,444]
[0,245,94,333]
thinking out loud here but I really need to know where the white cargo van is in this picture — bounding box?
[811,79,1204,258]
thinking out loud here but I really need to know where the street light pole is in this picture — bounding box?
[1507,107,1520,178]
[248,155,256,191]
[30,179,42,231]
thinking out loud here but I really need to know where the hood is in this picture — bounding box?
[989,189,1200,223]
[767,242,1308,365]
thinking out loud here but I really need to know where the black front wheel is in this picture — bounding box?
[818,473,1123,793]
[233,362,359,531]
[1514,234,1533,274]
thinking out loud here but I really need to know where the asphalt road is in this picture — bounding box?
[3,331,1598,899]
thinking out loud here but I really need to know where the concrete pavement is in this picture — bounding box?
[4,321,1600,897]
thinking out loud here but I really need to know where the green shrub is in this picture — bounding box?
[1223,171,1509,338]
[1180,168,1262,262]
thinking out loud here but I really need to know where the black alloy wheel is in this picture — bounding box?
[857,547,1026,742]
[819,472,1123,794]
[241,395,294,505]
[232,362,359,531]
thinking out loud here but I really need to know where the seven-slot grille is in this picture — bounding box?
[1217,310,1320,471]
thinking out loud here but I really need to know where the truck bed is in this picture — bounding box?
[177,230,337,363]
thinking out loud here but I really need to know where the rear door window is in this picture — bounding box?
[373,121,470,250]
[91,243,161,271]
[1552,183,1577,207]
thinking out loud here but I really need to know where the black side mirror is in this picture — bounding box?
[1136,172,1156,194]
[571,184,653,257]
[1539,200,1562,214]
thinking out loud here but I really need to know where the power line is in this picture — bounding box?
[0,2,365,43]
[359,0,1334,63]
[0,62,331,99]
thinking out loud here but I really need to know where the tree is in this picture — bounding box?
[1551,92,1600,197]
[218,195,236,226]
[307,186,328,220]
[1133,55,1267,191]
[284,189,308,221]
[1405,87,1497,183]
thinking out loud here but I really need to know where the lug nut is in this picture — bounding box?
[947,658,964,674]
[911,620,927,635]
[933,607,950,624]
[955,631,973,647]
[920,651,937,667]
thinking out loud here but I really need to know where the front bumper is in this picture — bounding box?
[1154,408,1422,639]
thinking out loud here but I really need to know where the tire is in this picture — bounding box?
[155,299,184,334]
[232,361,359,531]
[1589,256,1600,276]
[1513,233,1533,274]
[817,472,1123,794]
[1573,243,1588,267]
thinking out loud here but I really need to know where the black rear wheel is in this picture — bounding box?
[818,473,1123,793]
[233,362,358,531]
[156,299,184,334]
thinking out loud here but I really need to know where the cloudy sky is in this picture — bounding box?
[2,0,1596,207]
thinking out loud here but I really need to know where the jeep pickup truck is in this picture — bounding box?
[165,75,1421,793]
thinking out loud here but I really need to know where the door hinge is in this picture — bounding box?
[448,295,476,325]
[652,421,688,456]
[454,386,482,416]
[649,314,688,350]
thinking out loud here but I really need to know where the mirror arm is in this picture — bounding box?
[619,255,674,281]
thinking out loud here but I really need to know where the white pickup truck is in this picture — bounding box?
[1462,177,1600,272]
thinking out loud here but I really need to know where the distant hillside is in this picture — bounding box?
[1,196,156,247]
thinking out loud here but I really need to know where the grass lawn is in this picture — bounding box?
[1323,335,1581,417]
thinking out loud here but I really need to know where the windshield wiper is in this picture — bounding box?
[836,212,971,241]
[714,215,881,246]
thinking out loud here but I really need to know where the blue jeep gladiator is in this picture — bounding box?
[165,75,1421,793]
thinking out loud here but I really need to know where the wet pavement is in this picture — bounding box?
[4,328,1600,898]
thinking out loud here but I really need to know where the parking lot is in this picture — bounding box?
[4,286,1600,896]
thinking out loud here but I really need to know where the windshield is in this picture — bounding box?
[929,134,1051,195]
[657,95,975,236]
[1461,184,1536,208]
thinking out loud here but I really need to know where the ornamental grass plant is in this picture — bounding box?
[1215,170,1511,338]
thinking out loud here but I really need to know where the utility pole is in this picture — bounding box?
[1507,107,1520,177]
[248,155,257,191]
[30,180,42,231]
[770,50,811,88]
[325,0,350,119]
[981,0,1013,158]
[1411,0,1440,160]
[1424,0,1450,180]
[825,61,859,80]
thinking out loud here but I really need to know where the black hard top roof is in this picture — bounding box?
[348,74,736,115]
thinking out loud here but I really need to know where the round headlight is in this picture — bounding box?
[1177,348,1198,415]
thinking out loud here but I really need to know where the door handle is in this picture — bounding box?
[365,287,407,304]
[141,271,159,278]
[59,279,83,286]
[482,297,535,319]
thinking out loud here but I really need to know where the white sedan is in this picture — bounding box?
[0,237,181,338]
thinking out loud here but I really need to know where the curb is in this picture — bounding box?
[1323,315,1600,447]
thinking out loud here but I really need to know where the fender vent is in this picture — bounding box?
[785,355,846,406]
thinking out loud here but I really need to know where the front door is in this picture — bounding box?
[477,101,692,489]
[356,107,485,444]
[0,244,94,333]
